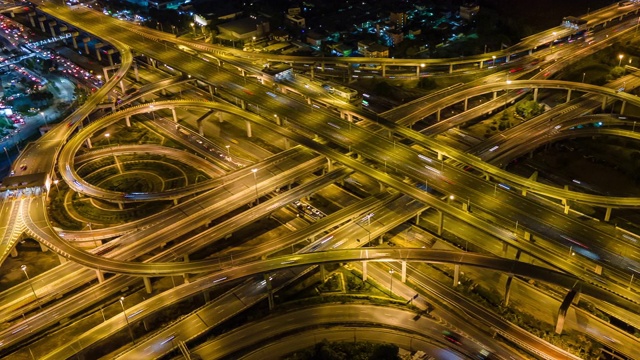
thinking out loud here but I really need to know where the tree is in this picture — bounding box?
[369,343,400,360]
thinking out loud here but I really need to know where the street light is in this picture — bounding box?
[582,72,586,83]
[104,133,111,146]
[492,55,496,66]
[389,269,394,296]
[251,168,259,205]
[190,22,195,36]
[619,54,624,67]
[119,297,135,344]
[39,112,48,128]
[21,265,41,309]
[448,195,455,203]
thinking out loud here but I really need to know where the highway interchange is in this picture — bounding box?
[2,1,640,359]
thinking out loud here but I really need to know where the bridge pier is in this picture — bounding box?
[362,261,368,281]
[416,66,420,77]
[504,275,514,306]
[183,273,189,284]
[415,211,422,225]
[601,96,607,111]
[320,264,326,282]
[382,64,386,77]
[284,138,290,149]
[39,242,48,253]
[621,101,627,115]
[125,116,131,127]
[566,89,572,103]
[436,108,441,121]
[448,63,453,74]
[10,247,18,257]
[28,12,36,27]
[38,15,46,32]
[264,273,274,310]
[208,85,215,99]
[171,108,178,122]
[82,37,90,55]
[95,43,103,62]
[143,277,153,294]
[48,20,57,37]
[604,207,612,222]
[463,97,468,111]
[107,49,116,67]
[246,120,253,137]
[506,54,511,63]
[437,210,444,236]
[555,283,581,334]
[502,242,508,257]
[453,264,460,286]
[533,88,538,102]
[96,270,105,283]
[326,157,333,172]
[493,91,497,100]
[85,137,92,149]
[401,261,407,282]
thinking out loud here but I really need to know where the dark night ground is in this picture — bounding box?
[485,0,617,31]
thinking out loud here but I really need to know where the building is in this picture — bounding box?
[285,14,306,28]
[327,42,352,57]
[306,31,325,48]
[390,11,407,28]
[388,29,404,46]
[288,6,301,16]
[358,41,389,58]
[271,29,291,42]
[460,3,479,20]
[217,17,270,42]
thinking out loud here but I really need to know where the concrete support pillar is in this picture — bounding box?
[310,65,314,80]
[125,116,131,127]
[10,247,18,257]
[72,35,78,49]
[264,273,274,310]
[143,277,152,294]
[171,108,178,122]
[437,151,443,160]
[85,137,92,149]
[504,275,514,306]
[95,43,104,62]
[320,264,326,282]
[38,16,46,32]
[39,242,48,252]
[382,64,386,77]
[506,54,511,63]
[533,88,538,102]
[564,202,570,214]
[29,12,36,27]
[118,202,124,210]
[246,120,252,137]
[284,138,290,149]
[198,121,204,136]
[48,21,57,36]
[416,66,420,78]
[362,261,368,281]
[602,96,607,111]
[448,63,453,74]
[436,108,441,121]
[327,157,333,172]
[556,284,581,334]
[479,60,483,69]
[401,261,407,283]
[463,97,468,111]
[184,254,189,262]
[566,89,572,103]
[107,49,115,67]
[82,37,90,55]
[502,242,508,257]
[96,270,105,283]
[524,231,531,241]
[58,254,67,264]
[173,198,179,205]
[621,101,627,115]
[183,273,189,283]
[453,264,460,286]
[240,99,246,110]
[208,85,214,99]
[103,67,110,82]
[120,80,125,94]
[437,210,444,236]
[415,211,421,225]
[604,207,612,222]
[493,91,497,100]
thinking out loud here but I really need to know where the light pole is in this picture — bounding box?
[252,36,256,49]
[21,265,41,309]
[119,297,135,344]
[388,269,394,296]
[39,112,48,128]
[251,168,259,205]
[619,54,624,67]
[448,195,455,204]
[3,147,10,164]
[582,72,586,83]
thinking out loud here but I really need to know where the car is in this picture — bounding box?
[19,164,27,171]
[443,330,462,345]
